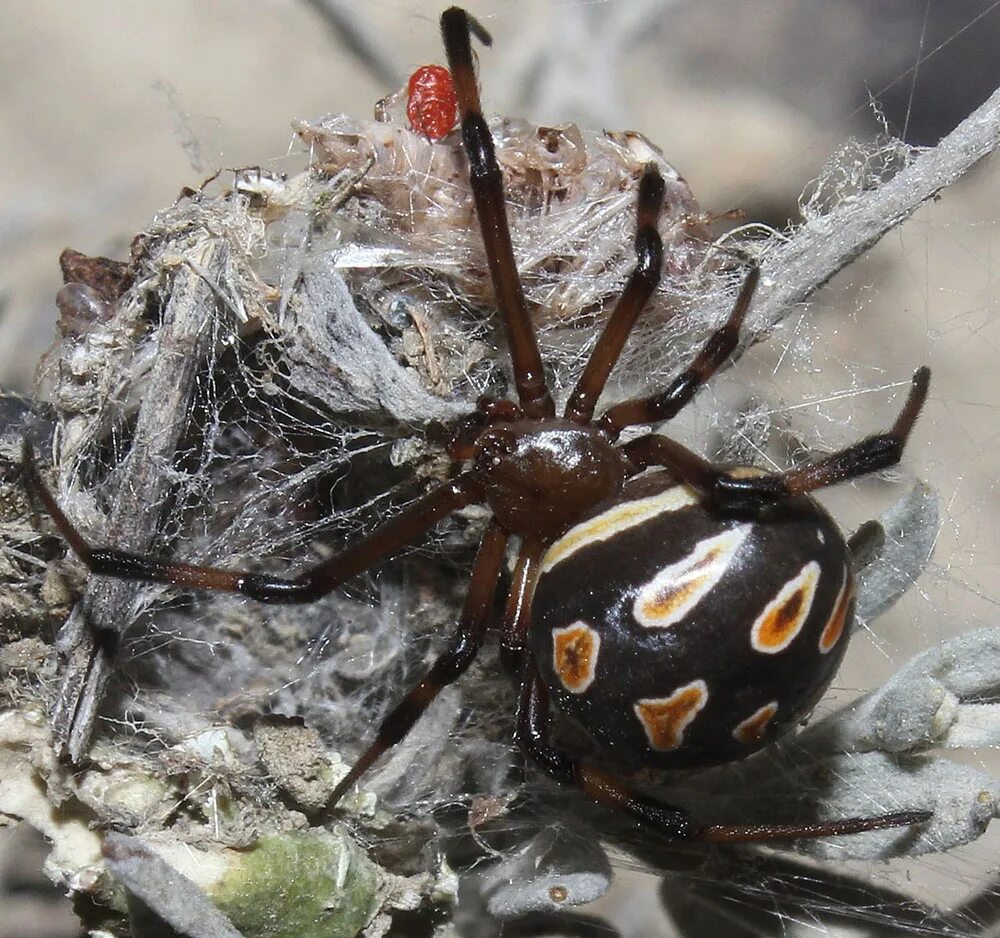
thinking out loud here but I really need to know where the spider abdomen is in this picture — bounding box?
[529,470,856,771]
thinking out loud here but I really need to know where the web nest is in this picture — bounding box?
[2,83,1000,937]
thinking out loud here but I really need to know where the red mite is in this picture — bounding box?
[407,64,458,140]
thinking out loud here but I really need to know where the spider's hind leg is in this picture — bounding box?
[515,658,931,844]
[847,519,886,571]
[21,437,479,603]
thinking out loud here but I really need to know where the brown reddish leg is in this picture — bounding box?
[515,659,930,843]
[327,522,509,807]
[621,367,930,512]
[563,166,666,425]
[597,264,760,438]
[498,535,546,672]
[441,7,554,420]
[22,438,481,604]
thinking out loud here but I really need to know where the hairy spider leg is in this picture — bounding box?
[597,263,760,438]
[441,7,555,420]
[621,366,930,513]
[563,166,666,425]
[327,522,509,808]
[22,437,481,604]
[515,659,930,843]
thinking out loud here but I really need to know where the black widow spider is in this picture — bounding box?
[24,7,932,845]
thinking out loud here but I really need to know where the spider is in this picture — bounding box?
[24,7,932,845]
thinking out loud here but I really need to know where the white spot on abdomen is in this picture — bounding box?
[552,621,601,693]
[541,485,699,573]
[750,561,820,653]
[633,526,751,629]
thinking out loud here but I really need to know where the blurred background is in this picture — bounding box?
[1,1,998,936]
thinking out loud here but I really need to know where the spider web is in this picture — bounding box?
[1,1,999,937]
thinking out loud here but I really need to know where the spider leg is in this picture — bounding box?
[516,659,930,843]
[327,521,508,807]
[847,519,886,571]
[22,438,481,604]
[564,166,665,425]
[441,8,555,420]
[597,264,760,438]
[621,367,930,513]
[498,535,546,673]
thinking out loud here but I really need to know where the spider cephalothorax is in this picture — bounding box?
[25,7,932,844]
[472,419,627,538]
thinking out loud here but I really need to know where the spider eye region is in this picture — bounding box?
[474,419,626,538]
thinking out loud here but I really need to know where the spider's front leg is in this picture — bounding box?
[515,659,930,844]
[442,6,554,420]
[22,438,481,603]
[596,262,760,439]
[622,366,930,513]
[563,165,666,426]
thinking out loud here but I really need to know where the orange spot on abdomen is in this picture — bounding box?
[633,527,751,630]
[553,622,601,693]
[819,572,854,653]
[634,680,708,751]
[732,701,778,745]
[751,562,820,653]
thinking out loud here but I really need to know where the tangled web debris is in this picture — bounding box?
[0,75,999,937]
